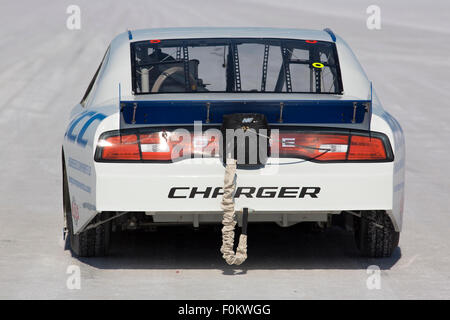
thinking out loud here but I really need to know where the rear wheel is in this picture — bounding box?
[63,157,111,257]
[354,211,399,258]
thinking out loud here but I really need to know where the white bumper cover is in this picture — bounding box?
[95,159,394,214]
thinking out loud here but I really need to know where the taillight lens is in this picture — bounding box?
[140,132,172,160]
[275,132,389,161]
[277,133,349,161]
[96,130,391,162]
[97,131,219,161]
[347,135,386,160]
[100,134,140,160]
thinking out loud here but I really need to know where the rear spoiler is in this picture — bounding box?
[119,98,372,131]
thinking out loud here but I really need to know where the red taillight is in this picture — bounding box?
[140,132,173,160]
[97,130,389,162]
[97,132,218,161]
[101,134,140,160]
[277,133,349,161]
[348,135,386,160]
[276,132,388,161]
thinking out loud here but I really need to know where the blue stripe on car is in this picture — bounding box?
[69,176,91,193]
[76,113,107,147]
[68,157,91,176]
[65,111,106,147]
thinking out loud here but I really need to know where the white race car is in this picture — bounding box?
[62,27,405,259]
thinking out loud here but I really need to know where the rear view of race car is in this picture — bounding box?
[62,27,405,261]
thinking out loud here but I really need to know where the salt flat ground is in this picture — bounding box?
[0,0,449,299]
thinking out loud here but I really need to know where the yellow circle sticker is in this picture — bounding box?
[312,62,324,69]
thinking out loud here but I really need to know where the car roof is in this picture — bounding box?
[127,27,335,42]
[89,27,372,106]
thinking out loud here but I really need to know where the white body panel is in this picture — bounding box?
[95,161,393,213]
[62,28,405,234]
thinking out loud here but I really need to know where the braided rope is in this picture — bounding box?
[220,159,248,265]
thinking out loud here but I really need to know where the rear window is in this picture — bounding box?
[131,38,343,94]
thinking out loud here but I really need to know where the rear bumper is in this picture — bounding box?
[95,158,394,213]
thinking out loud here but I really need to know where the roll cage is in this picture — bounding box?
[130,38,343,95]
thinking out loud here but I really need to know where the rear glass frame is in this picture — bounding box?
[130,38,343,95]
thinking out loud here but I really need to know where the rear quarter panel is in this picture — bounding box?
[63,104,117,233]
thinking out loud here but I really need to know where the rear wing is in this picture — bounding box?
[119,99,372,131]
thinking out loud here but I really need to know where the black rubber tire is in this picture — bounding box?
[354,211,399,258]
[63,156,111,257]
